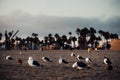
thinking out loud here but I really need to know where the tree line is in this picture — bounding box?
[0,27,119,50]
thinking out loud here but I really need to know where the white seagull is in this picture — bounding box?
[104,57,112,65]
[42,57,51,62]
[28,56,41,67]
[77,55,84,61]
[71,52,75,57]
[85,57,92,63]
[72,61,88,69]
[59,57,69,64]
[19,51,22,54]
[6,55,13,60]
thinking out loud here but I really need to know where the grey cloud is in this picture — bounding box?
[0,13,120,38]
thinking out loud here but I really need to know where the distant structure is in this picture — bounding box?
[110,39,120,50]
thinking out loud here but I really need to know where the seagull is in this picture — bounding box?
[71,52,75,57]
[17,58,22,65]
[59,57,69,64]
[77,55,84,61]
[72,61,88,69]
[19,51,22,54]
[28,56,41,67]
[104,57,112,65]
[6,55,13,60]
[85,57,92,63]
[42,57,51,62]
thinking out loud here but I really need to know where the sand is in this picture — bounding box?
[0,50,120,80]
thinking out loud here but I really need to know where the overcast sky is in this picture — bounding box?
[0,0,120,38]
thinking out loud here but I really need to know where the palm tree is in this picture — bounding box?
[76,28,89,49]
[68,32,72,40]
[48,33,55,44]
[0,32,2,41]
[54,33,61,49]
[80,27,89,49]
[8,31,13,39]
[61,35,67,43]
[44,36,49,45]
[71,36,77,49]
[61,35,68,49]
[110,33,119,39]
[88,27,97,48]
[76,28,81,36]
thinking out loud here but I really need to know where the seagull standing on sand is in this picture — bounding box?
[85,57,92,63]
[42,57,51,62]
[71,52,75,57]
[104,57,113,70]
[19,51,22,54]
[6,55,13,60]
[59,57,69,64]
[104,57,112,65]
[72,61,88,69]
[28,56,40,67]
[77,55,84,61]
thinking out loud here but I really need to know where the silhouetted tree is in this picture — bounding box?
[110,33,119,39]
[88,27,97,48]
[48,33,55,44]
[71,36,77,49]
[0,32,2,41]
[61,35,68,49]
[54,33,61,49]
[80,27,89,49]
[76,28,81,36]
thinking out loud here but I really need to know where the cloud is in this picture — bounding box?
[0,13,120,38]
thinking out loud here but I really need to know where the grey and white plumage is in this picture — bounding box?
[6,55,13,60]
[19,51,22,54]
[42,57,51,62]
[104,57,112,65]
[85,57,92,63]
[77,55,84,61]
[72,61,88,69]
[71,52,75,57]
[28,57,41,67]
[59,57,69,64]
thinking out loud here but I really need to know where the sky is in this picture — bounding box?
[0,0,120,38]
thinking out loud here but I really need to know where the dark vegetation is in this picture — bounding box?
[0,27,119,50]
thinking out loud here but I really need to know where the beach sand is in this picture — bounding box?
[0,50,120,80]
